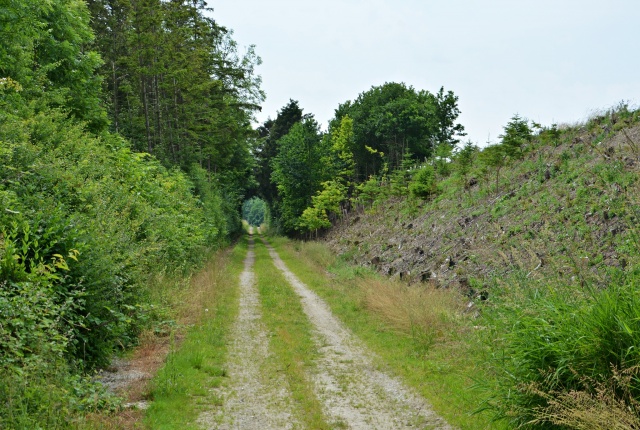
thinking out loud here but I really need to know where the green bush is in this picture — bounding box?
[409,165,437,199]
[0,109,217,367]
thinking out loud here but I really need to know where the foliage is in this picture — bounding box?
[454,140,478,188]
[486,281,640,428]
[324,102,640,428]
[300,181,347,236]
[0,108,213,369]
[0,0,108,131]
[254,100,305,208]
[433,142,454,177]
[329,114,356,181]
[242,197,267,227]
[353,176,383,209]
[478,143,507,192]
[270,118,326,235]
[87,0,262,225]
[0,0,258,426]
[331,82,465,179]
[0,366,118,429]
[500,114,533,158]
[409,165,437,199]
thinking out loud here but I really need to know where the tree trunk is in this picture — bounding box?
[141,75,152,153]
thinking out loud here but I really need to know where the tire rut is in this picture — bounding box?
[198,235,299,429]
[260,237,455,430]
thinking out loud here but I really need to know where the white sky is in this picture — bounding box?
[209,0,639,145]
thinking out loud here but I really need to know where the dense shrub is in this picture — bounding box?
[0,0,249,426]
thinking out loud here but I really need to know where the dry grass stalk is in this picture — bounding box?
[527,366,640,430]
[361,278,464,342]
[176,248,230,325]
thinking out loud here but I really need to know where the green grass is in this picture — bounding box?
[252,237,330,429]
[308,106,640,428]
[483,278,640,429]
[268,237,504,429]
[144,239,246,429]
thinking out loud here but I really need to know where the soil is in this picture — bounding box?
[94,335,174,428]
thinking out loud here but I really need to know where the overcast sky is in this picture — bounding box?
[209,0,639,145]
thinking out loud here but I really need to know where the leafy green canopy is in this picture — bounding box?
[0,0,258,425]
[0,0,108,131]
[254,99,305,206]
[270,118,327,235]
[87,0,263,231]
[243,197,267,226]
[332,82,465,180]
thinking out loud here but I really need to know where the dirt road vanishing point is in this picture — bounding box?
[199,234,455,429]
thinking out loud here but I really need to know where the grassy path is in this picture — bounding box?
[267,237,502,430]
[259,236,452,429]
[145,235,470,429]
[198,235,300,429]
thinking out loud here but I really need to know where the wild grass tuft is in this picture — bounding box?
[361,278,465,347]
[484,279,640,428]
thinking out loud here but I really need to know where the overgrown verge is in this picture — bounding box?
[482,269,640,429]
[268,237,502,429]
[143,240,245,429]
[0,109,226,428]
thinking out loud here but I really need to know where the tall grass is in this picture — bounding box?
[485,279,640,428]
[362,278,465,347]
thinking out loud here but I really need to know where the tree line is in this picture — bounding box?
[255,84,541,238]
[0,0,261,426]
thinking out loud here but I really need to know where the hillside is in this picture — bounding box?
[320,107,640,427]
[326,112,640,295]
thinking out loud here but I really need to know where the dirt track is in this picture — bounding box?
[201,234,453,429]
[199,236,299,429]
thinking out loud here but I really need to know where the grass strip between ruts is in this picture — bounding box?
[253,236,331,429]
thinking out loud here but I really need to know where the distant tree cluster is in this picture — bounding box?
[254,85,537,237]
[243,197,266,226]
[254,83,470,236]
